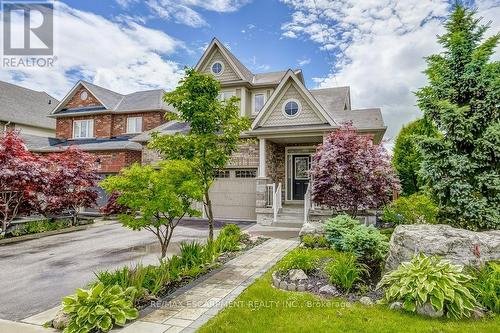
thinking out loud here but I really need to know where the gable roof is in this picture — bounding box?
[131,120,191,143]
[195,38,253,82]
[22,133,142,152]
[310,87,350,111]
[0,80,58,130]
[251,70,337,129]
[51,81,173,116]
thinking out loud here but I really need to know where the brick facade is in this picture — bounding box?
[55,112,166,140]
[65,87,102,109]
[94,151,142,173]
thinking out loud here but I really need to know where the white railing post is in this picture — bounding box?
[304,183,311,224]
[266,183,275,208]
[273,182,281,223]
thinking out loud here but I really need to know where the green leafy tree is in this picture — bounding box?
[392,118,437,196]
[100,161,202,258]
[149,69,250,241]
[415,4,500,230]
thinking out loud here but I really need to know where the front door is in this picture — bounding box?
[292,155,310,200]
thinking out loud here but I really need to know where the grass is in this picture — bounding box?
[198,249,499,333]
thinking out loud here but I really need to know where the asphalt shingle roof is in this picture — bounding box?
[22,133,142,152]
[131,120,191,143]
[0,80,58,129]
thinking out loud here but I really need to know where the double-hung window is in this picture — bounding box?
[73,119,94,139]
[127,117,143,133]
[254,93,265,114]
[217,90,235,101]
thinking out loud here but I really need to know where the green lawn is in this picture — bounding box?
[198,252,499,333]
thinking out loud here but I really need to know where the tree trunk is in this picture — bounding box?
[160,243,167,259]
[204,190,215,242]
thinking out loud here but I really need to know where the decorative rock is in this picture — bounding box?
[385,224,500,272]
[358,296,373,306]
[52,309,70,330]
[318,284,340,296]
[416,303,443,318]
[272,272,280,287]
[279,281,288,290]
[471,308,485,320]
[287,283,297,291]
[389,301,403,310]
[288,269,308,281]
[297,284,306,292]
[299,222,325,237]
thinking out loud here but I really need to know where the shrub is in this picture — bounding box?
[179,241,205,269]
[469,262,500,313]
[202,240,221,264]
[277,248,319,274]
[377,253,477,319]
[324,252,368,292]
[302,235,329,248]
[325,215,388,263]
[382,194,439,225]
[62,282,138,333]
[11,219,69,236]
[215,224,242,252]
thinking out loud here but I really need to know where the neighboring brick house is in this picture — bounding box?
[133,38,387,224]
[26,81,173,205]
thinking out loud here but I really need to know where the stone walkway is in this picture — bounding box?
[2,238,297,333]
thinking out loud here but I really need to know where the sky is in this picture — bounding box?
[1,0,499,144]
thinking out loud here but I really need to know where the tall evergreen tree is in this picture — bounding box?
[392,118,437,196]
[416,3,499,230]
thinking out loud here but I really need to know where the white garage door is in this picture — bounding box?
[210,169,257,220]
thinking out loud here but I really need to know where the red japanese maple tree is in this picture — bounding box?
[310,124,400,217]
[0,131,47,234]
[44,147,99,223]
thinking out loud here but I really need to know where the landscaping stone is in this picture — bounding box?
[471,308,485,320]
[299,222,325,237]
[416,303,443,318]
[318,285,340,297]
[385,224,500,271]
[389,301,403,310]
[279,281,288,290]
[288,269,308,281]
[358,296,373,306]
[297,284,306,292]
[287,283,296,291]
[52,310,70,330]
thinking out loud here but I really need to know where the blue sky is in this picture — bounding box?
[1,0,499,142]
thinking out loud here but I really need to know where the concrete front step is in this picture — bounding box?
[271,222,304,228]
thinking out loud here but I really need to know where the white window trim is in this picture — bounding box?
[252,92,266,115]
[126,116,143,134]
[282,98,301,118]
[72,119,94,139]
[211,61,224,76]
[218,89,235,101]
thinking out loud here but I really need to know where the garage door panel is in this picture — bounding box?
[210,177,256,220]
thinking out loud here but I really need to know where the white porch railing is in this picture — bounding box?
[273,183,282,222]
[304,183,311,223]
[266,184,275,208]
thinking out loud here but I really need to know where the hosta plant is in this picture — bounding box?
[377,253,477,319]
[62,282,139,333]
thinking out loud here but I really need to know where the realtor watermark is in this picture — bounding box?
[1,0,56,68]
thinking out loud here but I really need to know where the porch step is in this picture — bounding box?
[271,222,304,229]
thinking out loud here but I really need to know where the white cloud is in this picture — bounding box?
[297,57,311,66]
[281,0,500,144]
[146,0,252,27]
[115,0,139,8]
[0,2,185,98]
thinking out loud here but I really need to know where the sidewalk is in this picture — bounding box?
[1,237,297,333]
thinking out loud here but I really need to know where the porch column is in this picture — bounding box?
[258,138,266,178]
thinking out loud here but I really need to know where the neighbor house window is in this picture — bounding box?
[254,93,265,114]
[235,169,256,178]
[127,117,143,133]
[73,119,94,139]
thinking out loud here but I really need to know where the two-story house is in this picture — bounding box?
[133,38,387,225]
[26,80,173,205]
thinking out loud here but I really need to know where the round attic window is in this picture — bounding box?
[282,99,301,118]
[211,62,224,75]
[80,91,88,101]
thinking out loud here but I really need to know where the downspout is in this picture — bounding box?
[3,121,11,132]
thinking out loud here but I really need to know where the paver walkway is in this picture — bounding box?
[1,238,297,333]
[118,238,297,333]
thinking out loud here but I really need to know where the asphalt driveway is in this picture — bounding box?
[0,219,251,321]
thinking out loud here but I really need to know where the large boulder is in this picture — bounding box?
[299,222,325,237]
[385,224,500,271]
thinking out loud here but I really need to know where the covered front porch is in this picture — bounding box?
[254,130,326,226]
